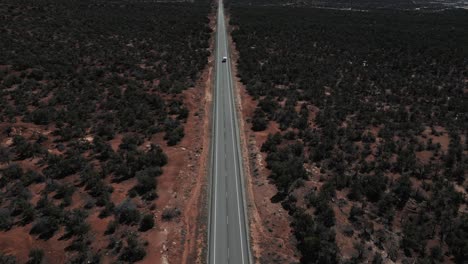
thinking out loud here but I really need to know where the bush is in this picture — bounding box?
[30,217,59,240]
[164,126,184,146]
[105,220,118,235]
[119,234,146,262]
[0,208,13,231]
[251,108,267,131]
[3,74,21,87]
[162,207,181,221]
[348,205,363,222]
[2,164,23,181]
[134,169,157,195]
[0,253,17,264]
[119,134,144,151]
[139,214,155,231]
[27,249,44,264]
[63,209,90,238]
[0,146,12,164]
[116,200,140,225]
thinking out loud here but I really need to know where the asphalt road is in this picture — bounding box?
[208,1,251,263]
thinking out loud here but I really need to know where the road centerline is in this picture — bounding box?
[209,1,250,263]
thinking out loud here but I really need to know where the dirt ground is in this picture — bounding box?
[0,123,71,263]
[0,9,216,264]
[143,9,216,264]
[226,14,300,264]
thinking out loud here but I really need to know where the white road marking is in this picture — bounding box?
[212,6,221,262]
[223,8,246,263]
[211,1,249,263]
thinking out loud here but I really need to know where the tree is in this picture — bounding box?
[0,253,17,264]
[372,253,383,264]
[162,207,181,221]
[63,209,90,239]
[349,205,363,222]
[429,245,443,262]
[362,174,387,202]
[133,169,157,197]
[27,249,44,264]
[139,214,155,231]
[393,175,412,209]
[164,125,184,146]
[0,146,12,164]
[30,217,60,240]
[105,220,118,235]
[3,74,21,87]
[119,234,146,262]
[116,200,140,225]
[251,108,267,131]
[0,208,13,231]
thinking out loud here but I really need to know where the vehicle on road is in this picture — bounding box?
[209,1,250,263]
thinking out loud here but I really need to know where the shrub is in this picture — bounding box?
[105,220,118,235]
[63,209,90,238]
[2,164,23,180]
[27,249,44,264]
[0,146,12,164]
[162,207,180,221]
[164,126,184,146]
[3,74,21,87]
[0,253,17,264]
[133,169,158,198]
[119,234,146,262]
[116,200,140,225]
[139,214,155,231]
[30,217,59,240]
[251,108,267,131]
[0,208,13,231]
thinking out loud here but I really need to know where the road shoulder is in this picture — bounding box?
[225,12,300,264]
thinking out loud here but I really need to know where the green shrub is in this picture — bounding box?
[139,214,155,231]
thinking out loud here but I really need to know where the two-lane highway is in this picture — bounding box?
[208,1,251,263]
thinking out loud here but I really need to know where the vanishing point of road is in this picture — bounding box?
[208,0,251,263]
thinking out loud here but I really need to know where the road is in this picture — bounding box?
[208,1,251,264]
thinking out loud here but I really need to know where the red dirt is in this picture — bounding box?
[0,9,216,263]
[423,126,450,152]
[226,14,299,264]
[0,122,72,263]
[179,12,216,264]
[143,9,216,264]
[0,225,68,263]
[333,202,355,260]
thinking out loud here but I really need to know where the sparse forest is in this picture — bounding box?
[231,5,467,263]
[0,0,211,262]
[226,0,452,10]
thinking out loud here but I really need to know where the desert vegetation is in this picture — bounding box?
[226,0,454,9]
[231,5,467,263]
[0,0,211,262]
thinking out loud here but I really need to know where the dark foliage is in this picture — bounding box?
[27,249,44,264]
[0,0,211,261]
[228,0,453,10]
[231,5,467,263]
[116,200,141,226]
[139,214,155,232]
[0,253,17,264]
[119,233,146,263]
